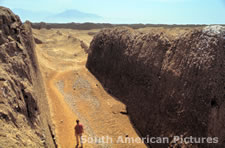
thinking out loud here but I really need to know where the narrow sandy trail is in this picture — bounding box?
[33,29,147,148]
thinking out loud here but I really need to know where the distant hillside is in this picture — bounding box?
[31,22,208,30]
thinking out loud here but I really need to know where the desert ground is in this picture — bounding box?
[32,28,148,148]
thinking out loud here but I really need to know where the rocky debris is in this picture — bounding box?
[56,30,62,35]
[67,34,79,43]
[34,37,43,44]
[111,104,127,114]
[0,7,55,147]
[86,26,225,148]
[88,31,97,36]
[80,40,89,53]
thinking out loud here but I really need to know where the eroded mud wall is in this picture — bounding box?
[86,26,225,148]
[0,7,55,148]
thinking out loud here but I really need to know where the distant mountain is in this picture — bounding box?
[46,9,103,23]
[55,9,101,19]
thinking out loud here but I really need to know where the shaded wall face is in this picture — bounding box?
[86,27,225,148]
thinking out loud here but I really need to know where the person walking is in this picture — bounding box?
[75,119,84,148]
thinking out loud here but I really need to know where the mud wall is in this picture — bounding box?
[86,26,225,148]
[0,7,55,147]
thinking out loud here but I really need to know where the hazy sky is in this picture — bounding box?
[1,0,225,24]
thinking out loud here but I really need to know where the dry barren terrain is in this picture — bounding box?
[33,28,147,148]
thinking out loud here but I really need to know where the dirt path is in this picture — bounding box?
[33,28,147,148]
